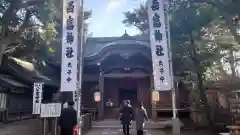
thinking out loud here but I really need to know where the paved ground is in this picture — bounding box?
[85,128,214,135]
[0,119,214,135]
[89,119,213,135]
[0,119,40,135]
[92,119,184,129]
[86,128,165,135]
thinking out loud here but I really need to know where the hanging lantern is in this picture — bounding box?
[152,90,160,102]
[94,92,101,102]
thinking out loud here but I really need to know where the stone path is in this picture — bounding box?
[0,118,213,135]
[88,119,213,135]
[86,128,165,135]
[85,128,214,135]
[0,119,40,135]
[92,119,183,129]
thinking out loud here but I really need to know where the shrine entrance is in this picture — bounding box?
[118,88,137,107]
[103,77,147,118]
[118,88,137,106]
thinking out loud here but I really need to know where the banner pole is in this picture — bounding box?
[77,0,84,135]
[43,118,47,135]
[165,0,180,134]
[54,117,58,135]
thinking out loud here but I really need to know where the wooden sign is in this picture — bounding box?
[40,103,62,118]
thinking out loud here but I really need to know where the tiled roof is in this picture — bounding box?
[51,33,150,64]
[84,33,150,57]
[1,56,59,87]
[0,74,28,88]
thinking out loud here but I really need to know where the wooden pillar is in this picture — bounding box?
[151,75,157,120]
[99,71,104,120]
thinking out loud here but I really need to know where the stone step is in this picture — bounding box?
[219,133,230,135]
[92,119,184,129]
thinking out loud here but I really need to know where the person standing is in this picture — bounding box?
[120,100,133,135]
[59,101,77,135]
[135,101,148,135]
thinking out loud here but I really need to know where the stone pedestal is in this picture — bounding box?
[190,107,208,126]
[227,125,240,135]
[151,102,157,121]
[172,118,181,135]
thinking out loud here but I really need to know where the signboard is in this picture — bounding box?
[147,0,172,91]
[73,90,78,110]
[60,0,79,92]
[40,103,62,118]
[32,82,43,114]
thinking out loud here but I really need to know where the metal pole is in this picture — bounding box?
[165,0,180,134]
[165,0,176,118]
[77,0,84,135]
[43,118,47,135]
[54,117,58,135]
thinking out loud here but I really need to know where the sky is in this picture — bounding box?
[85,0,146,37]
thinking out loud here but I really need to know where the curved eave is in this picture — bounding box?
[103,67,151,74]
[1,56,59,87]
[84,45,151,65]
[84,39,150,60]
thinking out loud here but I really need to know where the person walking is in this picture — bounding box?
[59,101,77,135]
[135,101,148,135]
[120,100,133,135]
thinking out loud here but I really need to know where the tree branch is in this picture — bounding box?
[221,13,240,45]
[2,1,18,22]
[195,0,240,44]
[0,9,31,46]
[133,24,145,33]
[193,0,217,6]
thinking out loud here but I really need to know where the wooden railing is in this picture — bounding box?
[82,108,97,120]
[39,113,93,135]
[0,109,33,123]
[81,113,92,134]
[229,98,240,125]
[220,98,240,134]
[156,102,190,112]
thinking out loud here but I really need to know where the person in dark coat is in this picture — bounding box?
[59,101,77,135]
[120,100,133,135]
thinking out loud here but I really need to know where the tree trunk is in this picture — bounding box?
[216,60,228,77]
[229,49,236,77]
[0,44,7,66]
[189,32,214,126]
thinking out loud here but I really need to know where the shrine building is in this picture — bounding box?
[79,32,190,119]
[0,31,190,120]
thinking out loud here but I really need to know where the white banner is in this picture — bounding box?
[0,93,7,109]
[32,82,43,114]
[40,103,62,118]
[60,0,79,92]
[73,90,78,110]
[147,0,172,91]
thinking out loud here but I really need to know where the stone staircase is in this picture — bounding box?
[92,119,184,129]
[218,92,240,135]
[228,92,240,124]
